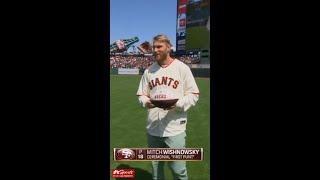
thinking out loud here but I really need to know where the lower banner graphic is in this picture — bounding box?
[113,148,203,161]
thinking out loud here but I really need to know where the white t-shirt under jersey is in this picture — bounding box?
[136,59,200,137]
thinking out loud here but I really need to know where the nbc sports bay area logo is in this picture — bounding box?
[112,169,135,178]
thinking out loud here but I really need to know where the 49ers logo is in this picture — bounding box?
[115,148,136,160]
[149,76,179,90]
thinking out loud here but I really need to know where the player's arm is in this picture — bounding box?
[175,66,200,112]
[136,69,155,109]
[138,96,155,109]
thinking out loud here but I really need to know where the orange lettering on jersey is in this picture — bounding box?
[151,80,155,88]
[149,77,179,89]
[168,78,174,86]
[154,94,166,99]
[161,76,168,85]
[172,80,179,89]
[155,78,161,86]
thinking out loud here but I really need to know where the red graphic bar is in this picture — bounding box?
[112,169,135,178]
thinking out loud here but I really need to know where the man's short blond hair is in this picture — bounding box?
[153,34,172,48]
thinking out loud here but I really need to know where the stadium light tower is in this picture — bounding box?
[131,45,136,53]
[110,37,139,53]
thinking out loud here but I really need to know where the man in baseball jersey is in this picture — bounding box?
[136,34,200,180]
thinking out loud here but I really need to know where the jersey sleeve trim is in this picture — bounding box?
[136,94,150,98]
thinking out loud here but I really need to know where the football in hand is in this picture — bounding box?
[150,99,178,109]
[150,90,178,109]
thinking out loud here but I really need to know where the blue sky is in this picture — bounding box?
[110,0,177,51]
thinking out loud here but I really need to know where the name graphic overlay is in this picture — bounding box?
[114,148,203,161]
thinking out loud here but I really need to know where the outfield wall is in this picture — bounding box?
[190,68,210,78]
[110,68,210,78]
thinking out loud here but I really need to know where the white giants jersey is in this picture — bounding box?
[136,59,200,137]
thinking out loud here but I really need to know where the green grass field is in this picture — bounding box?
[110,75,210,180]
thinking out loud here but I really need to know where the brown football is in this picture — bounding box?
[150,99,179,109]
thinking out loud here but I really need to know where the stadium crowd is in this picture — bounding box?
[110,55,154,69]
[177,55,200,64]
[109,54,200,69]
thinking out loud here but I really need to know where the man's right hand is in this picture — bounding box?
[145,101,155,109]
